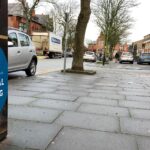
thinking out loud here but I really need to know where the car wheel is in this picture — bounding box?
[25,60,36,76]
[119,61,122,64]
[130,61,133,64]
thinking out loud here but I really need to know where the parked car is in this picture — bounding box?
[8,27,38,76]
[83,51,97,62]
[137,53,150,64]
[119,52,134,64]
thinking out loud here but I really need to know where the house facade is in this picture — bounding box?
[8,3,53,34]
[133,34,150,54]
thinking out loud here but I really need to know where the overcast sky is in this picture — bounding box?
[9,0,150,43]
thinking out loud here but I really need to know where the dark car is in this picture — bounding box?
[137,53,150,64]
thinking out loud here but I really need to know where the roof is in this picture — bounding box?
[8,3,24,16]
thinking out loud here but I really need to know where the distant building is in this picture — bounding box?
[133,34,150,53]
[88,32,129,55]
[8,3,53,34]
[88,42,97,52]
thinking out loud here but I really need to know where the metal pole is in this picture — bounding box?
[63,13,68,73]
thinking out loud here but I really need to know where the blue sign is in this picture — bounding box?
[0,48,8,112]
[51,37,61,44]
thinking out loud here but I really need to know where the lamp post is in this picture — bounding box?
[63,12,69,73]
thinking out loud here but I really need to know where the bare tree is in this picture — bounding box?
[72,0,91,71]
[17,0,40,34]
[93,0,138,59]
[53,0,79,51]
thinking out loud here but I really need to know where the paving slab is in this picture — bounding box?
[30,99,80,111]
[87,89,118,94]
[9,105,62,123]
[119,91,150,97]
[1,119,61,150]
[77,97,118,106]
[34,93,78,102]
[9,90,39,97]
[0,144,34,150]
[136,136,150,150]
[119,100,150,109]
[55,111,119,132]
[94,86,122,91]
[78,103,129,117]
[8,96,37,105]
[126,96,150,102]
[55,90,88,96]
[18,86,55,93]
[120,118,150,136]
[47,127,138,150]
[89,93,125,100]
[130,109,150,120]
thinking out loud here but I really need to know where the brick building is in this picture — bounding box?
[88,32,129,54]
[8,3,53,34]
[133,34,150,53]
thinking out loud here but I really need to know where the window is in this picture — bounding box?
[18,33,30,47]
[8,33,18,47]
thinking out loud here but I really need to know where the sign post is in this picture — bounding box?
[0,0,8,141]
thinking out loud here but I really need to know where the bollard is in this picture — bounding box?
[0,0,8,141]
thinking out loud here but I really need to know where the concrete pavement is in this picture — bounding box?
[1,62,150,150]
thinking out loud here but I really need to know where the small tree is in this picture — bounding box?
[71,0,91,71]
[53,0,79,51]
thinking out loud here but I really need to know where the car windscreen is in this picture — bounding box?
[141,53,150,58]
[122,53,132,56]
[85,52,95,55]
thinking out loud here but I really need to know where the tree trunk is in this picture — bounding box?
[71,0,91,71]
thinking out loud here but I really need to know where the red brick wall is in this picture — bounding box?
[8,15,46,35]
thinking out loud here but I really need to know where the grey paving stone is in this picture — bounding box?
[55,111,119,132]
[78,103,129,117]
[120,91,150,97]
[47,127,138,150]
[34,93,77,101]
[120,118,150,136]
[2,119,61,149]
[94,86,122,91]
[8,96,37,105]
[130,109,150,120]
[119,100,150,109]
[136,136,150,150]
[77,97,118,106]
[87,89,118,94]
[55,90,88,96]
[0,144,33,150]
[94,83,118,87]
[9,90,39,97]
[18,86,55,93]
[30,99,80,111]
[9,105,61,123]
[126,96,150,102]
[57,86,88,92]
[89,93,125,100]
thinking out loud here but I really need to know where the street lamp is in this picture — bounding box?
[63,12,69,73]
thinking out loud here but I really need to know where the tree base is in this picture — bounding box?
[61,69,96,75]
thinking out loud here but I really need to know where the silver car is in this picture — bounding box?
[8,28,37,76]
[119,52,134,64]
[83,51,97,62]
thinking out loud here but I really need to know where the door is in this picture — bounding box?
[8,32,23,71]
